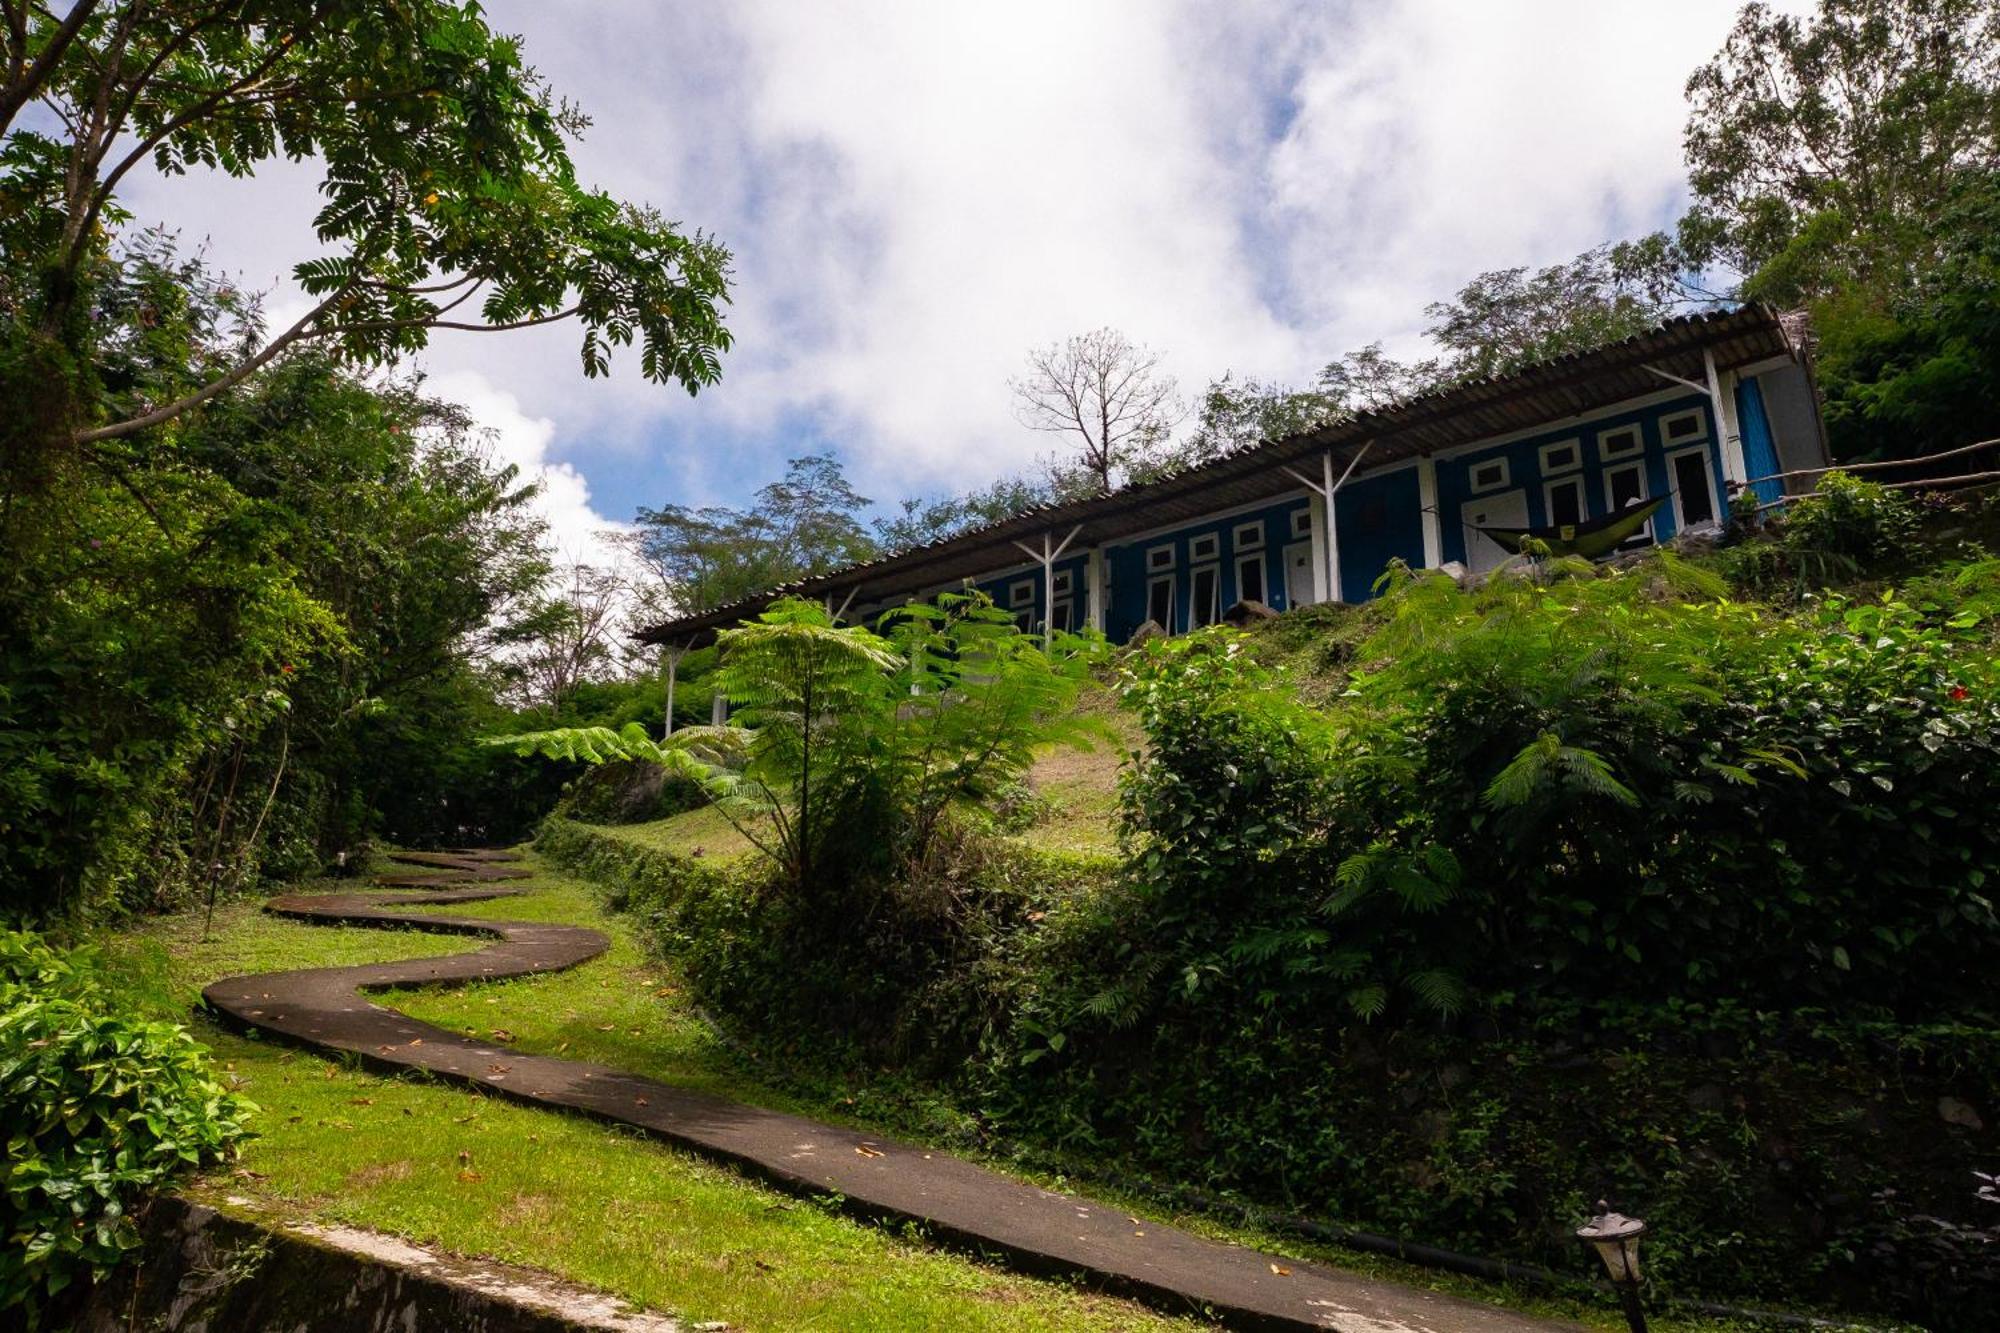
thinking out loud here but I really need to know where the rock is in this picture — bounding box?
[1940,1096,1985,1130]
[1221,599,1278,626]
[1126,619,1166,646]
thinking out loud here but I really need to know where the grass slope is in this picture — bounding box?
[96,866,1195,1332]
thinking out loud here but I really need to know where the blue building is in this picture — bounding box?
[640,307,1828,659]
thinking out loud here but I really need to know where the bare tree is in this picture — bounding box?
[513,559,631,713]
[1010,328,1184,496]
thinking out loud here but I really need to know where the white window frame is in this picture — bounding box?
[1146,543,1176,572]
[1597,424,1643,463]
[1233,520,1265,551]
[1052,569,1074,597]
[1289,507,1313,539]
[1543,473,1590,530]
[1008,578,1035,608]
[1145,573,1176,632]
[1188,564,1221,628]
[1235,551,1268,606]
[1468,456,1511,494]
[1601,461,1653,546]
[1659,408,1707,445]
[1538,438,1582,475]
[1050,599,1074,634]
[1665,445,1722,533]
[1189,532,1221,562]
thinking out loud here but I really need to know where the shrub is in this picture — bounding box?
[0,931,255,1322]
[1782,470,1922,561]
[981,555,2000,1316]
[500,594,1105,906]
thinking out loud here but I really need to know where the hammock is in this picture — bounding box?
[1475,495,1670,559]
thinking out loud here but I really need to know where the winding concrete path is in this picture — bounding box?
[203,851,1568,1333]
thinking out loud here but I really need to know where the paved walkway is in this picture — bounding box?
[204,851,1570,1333]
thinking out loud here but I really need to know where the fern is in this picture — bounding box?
[1404,968,1467,1019]
[1484,731,1637,810]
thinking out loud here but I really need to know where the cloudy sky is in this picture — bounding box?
[121,0,1783,560]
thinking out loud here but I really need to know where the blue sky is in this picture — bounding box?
[120,0,1787,563]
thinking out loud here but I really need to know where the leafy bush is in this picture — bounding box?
[502,594,1105,900]
[560,760,707,825]
[1782,470,1922,562]
[0,931,255,1321]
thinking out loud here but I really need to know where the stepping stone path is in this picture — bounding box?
[205,851,1571,1333]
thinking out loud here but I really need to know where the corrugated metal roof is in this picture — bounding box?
[637,305,1800,645]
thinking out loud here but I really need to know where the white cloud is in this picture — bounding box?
[113,1,1809,521]
[425,369,629,569]
[1265,0,1755,343]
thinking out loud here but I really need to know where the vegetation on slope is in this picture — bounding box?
[75,860,1198,1333]
[538,483,2000,1329]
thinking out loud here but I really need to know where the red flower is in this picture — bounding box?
[1949,685,1969,701]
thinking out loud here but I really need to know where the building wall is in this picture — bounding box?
[1752,359,1830,488]
[1434,391,1725,565]
[863,379,1822,645]
[1332,465,1427,603]
[1099,495,1310,640]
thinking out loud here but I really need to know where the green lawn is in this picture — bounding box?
[96,869,1196,1332]
[95,856,1791,1333]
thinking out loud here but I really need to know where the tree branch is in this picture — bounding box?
[0,0,98,139]
[71,278,356,444]
[73,30,301,266]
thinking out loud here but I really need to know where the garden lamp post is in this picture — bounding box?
[1575,1201,1648,1333]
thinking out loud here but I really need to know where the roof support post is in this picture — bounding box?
[1642,363,1709,395]
[823,586,859,624]
[662,642,687,736]
[1322,450,1343,603]
[1281,442,1372,605]
[1702,347,1749,488]
[1011,525,1084,648]
[711,690,727,727]
[1417,455,1443,568]
[1086,546,1108,634]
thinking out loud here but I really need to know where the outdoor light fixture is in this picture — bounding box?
[1575,1200,1649,1333]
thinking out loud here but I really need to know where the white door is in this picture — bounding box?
[1283,541,1315,608]
[1460,489,1529,575]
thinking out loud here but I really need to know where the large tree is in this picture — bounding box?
[510,559,629,713]
[631,454,878,621]
[1010,327,1184,495]
[874,473,1056,553]
[1420,247,1668,380]
[0,0,732,476]
[1665,0,2000,306]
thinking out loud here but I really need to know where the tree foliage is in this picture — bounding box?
[0,0,732,474]
[630,454,877,621]
[1419,246,1669,379]
[0,244,556,918]
[1675,0,2000,307]
[1813,167,2000,459]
